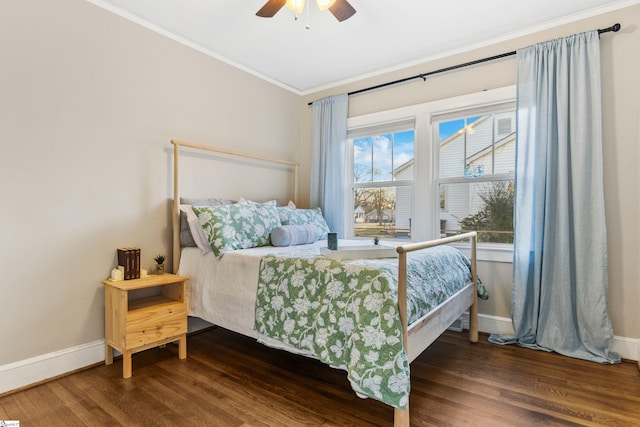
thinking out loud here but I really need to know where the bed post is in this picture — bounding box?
[469,232,479,343]
[293,163,299,207]
[172,141,181,273]
[394,250,410,427]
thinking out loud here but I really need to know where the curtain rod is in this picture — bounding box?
[308,23,620,106]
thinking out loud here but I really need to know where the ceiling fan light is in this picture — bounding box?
[316,0,336,11]
[285,0,305,13]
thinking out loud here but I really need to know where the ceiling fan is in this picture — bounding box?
[256,0,356,22]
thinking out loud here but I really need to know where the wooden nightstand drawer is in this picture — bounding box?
[126,301,187,348]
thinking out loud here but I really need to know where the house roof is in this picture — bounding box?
[466,132,516,163]
[393,158,414,176]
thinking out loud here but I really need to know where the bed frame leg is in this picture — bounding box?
[469,300,479,343]
[469,232,479,344]
[394,406,409,427]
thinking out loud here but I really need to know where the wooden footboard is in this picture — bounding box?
[394,231,478,427]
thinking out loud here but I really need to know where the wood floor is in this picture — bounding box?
[1,327,639,426]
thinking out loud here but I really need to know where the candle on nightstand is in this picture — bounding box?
[110,268,123,281]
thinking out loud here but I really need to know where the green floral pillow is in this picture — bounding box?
[279,207,330,236]
[192,203,281,257]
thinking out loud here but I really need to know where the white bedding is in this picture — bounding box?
[178,240,379,338]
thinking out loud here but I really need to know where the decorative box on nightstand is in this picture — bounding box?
[102,273,188,378]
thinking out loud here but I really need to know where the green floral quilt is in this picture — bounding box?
[254,245,483,409]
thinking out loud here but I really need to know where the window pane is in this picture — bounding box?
[350,126,414,240]
[353,186,412,239]
[439,118,466,178]
[353,137,373,183]
[353,130,415,183]
[439,180,514,243]
[492,113,516,175]
[372,134,393,181]
[439,119,465,142]
[439,114,515,178]
[394,130,415,180]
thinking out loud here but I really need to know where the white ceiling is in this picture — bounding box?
[90,0,633,95]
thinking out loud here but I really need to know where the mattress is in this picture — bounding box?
[179,240,352,338]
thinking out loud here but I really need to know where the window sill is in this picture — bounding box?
[359,237,514,263]
[451,243,513,263]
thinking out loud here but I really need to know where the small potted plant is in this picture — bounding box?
[154,254,166,275]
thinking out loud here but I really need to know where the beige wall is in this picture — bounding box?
[0,0,301,365]
[302,5,640,339]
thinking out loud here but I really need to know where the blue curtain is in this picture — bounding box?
[310,94,349,237]
[489,31,619,364]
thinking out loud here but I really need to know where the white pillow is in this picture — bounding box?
[237,197,295,208]
[237,197,277,206]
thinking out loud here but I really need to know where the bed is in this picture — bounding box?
[170,139,479,427]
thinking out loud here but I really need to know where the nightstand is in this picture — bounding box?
[103,273,188,378]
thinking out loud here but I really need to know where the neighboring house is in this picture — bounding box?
[354,205,366,223]
[365,207,394,223]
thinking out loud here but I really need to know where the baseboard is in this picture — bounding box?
[0,316,214,395]
[0,339,104,395]
[458,312,515,336]
[461,313,638,362]
[1,315,637,396]
[478,313,516,336]
[611,335,639,362]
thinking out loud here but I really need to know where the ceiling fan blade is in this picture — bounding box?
[329,0,356,22]
[256,0,287,17]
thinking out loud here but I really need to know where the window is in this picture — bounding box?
[348,120,415,239]
[435,109,516,243]
[345,85,516,256]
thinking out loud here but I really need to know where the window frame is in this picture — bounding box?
[345,86,516,261]
[435,109,516,246]
[346,121,416,241]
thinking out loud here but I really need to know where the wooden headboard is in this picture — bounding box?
[170,139,299,271]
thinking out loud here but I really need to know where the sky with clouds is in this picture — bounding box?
[354,130,414,182]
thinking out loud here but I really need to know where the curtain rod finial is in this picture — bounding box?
[599,23,621,34]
